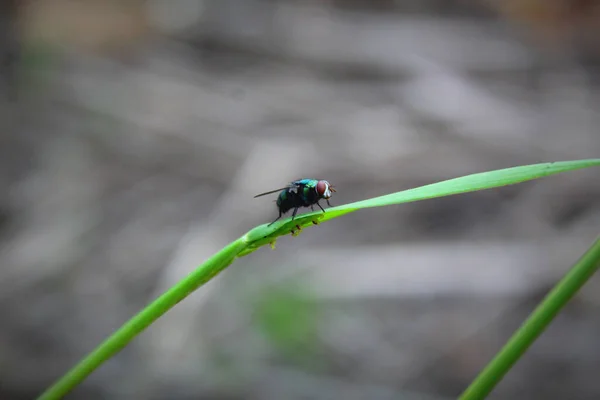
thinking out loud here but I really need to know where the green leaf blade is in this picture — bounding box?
[335,159,600,211]
[247,159,600,246]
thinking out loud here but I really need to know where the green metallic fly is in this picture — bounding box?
[254,179,336,226]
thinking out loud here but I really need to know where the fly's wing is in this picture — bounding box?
[254,180,310,198]
[253,186,292,198]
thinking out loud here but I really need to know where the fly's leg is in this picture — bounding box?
[326,199,332,207]
[267,211,283,227]
[267,216,281,227]
[316,202,326,213]
[310,205,314,211]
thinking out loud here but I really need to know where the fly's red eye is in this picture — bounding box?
[316,180,327,196]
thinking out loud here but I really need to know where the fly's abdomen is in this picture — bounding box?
[276,190,293,214]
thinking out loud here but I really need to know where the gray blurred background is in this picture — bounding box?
[1,1,599,399]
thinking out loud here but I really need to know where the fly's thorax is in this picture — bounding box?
[302,185,312,198]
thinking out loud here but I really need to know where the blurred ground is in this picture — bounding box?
[0,1,599,399]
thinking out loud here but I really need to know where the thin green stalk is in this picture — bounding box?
[37,237,249,400]
[459,236,600,400]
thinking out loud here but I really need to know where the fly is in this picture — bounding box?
[254,179,336,226]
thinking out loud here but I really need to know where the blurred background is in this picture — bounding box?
[1,1,600,399]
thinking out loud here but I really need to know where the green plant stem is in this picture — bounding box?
[459,236,600,400]
[37,238,248,400]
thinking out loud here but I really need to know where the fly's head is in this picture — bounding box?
[316,180,336,200]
